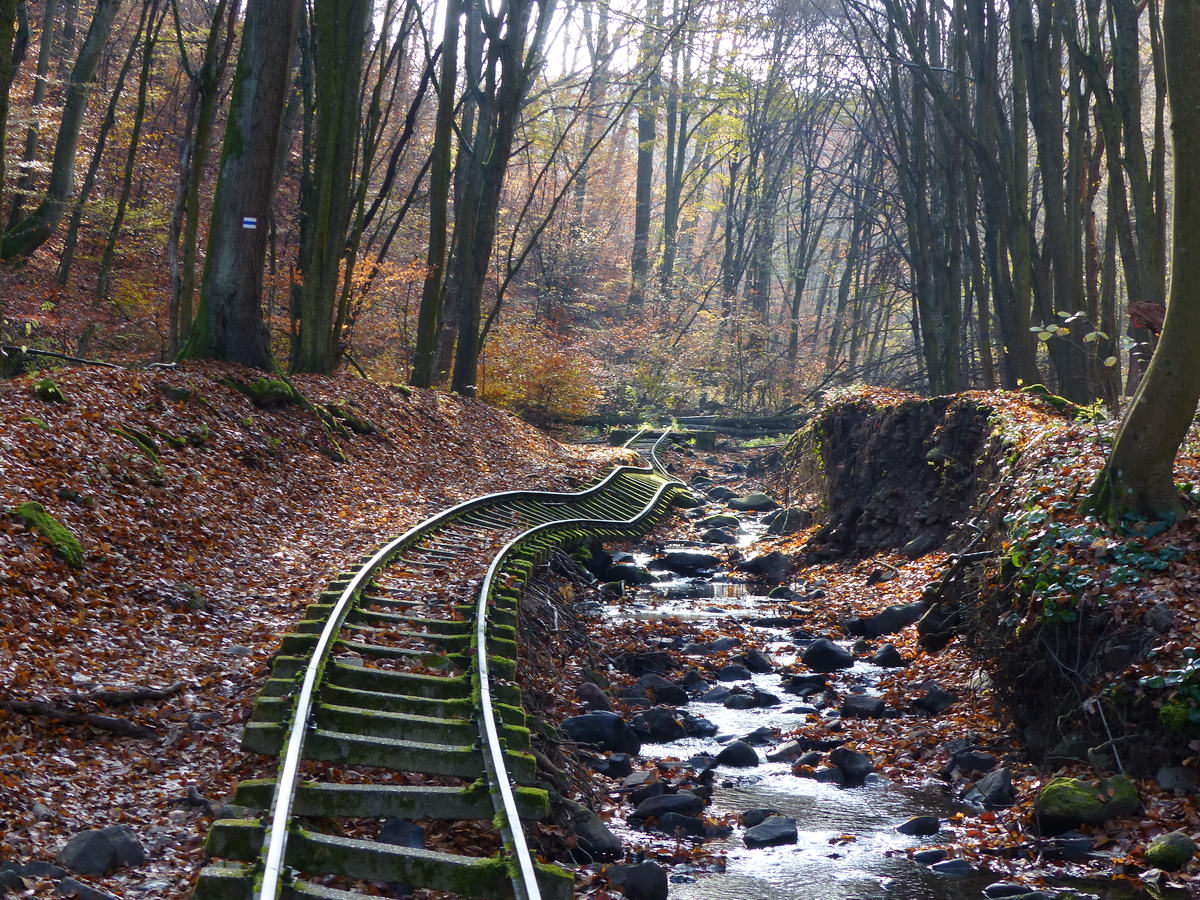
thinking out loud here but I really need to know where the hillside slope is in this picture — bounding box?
[0,361,620,897]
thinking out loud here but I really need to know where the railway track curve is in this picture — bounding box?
[194,429,686,900]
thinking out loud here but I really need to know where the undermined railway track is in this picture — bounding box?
[194,430,686,900]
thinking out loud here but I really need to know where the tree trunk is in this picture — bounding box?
[0,0,18,223]
[409,0,461,387]
[179,0,300,369]
[96,0,167,300]
[169,0,239,354]
[628,0,661,311]
[1,0,123,261]
[1087,0,1200,522]
[290,0,370,373]
[7,0,56,230]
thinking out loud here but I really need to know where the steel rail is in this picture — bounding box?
[254,427,668,899]
[475,430,682,900]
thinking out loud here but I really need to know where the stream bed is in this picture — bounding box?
[582,508,1188,900]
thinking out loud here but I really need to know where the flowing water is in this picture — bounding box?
[598,512,1187,900]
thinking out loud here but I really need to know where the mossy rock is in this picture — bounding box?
[33,377,66,403]
[15,501,83,568]
[671,492,702,509]
[699,513,739,529]
[327,402,379,435]
[113,425,160,461]
[390,383,413,398]
[157,384,194,403]
[246,378,294,407]
[1144,830,1195,871]
[1034,775,1141,834]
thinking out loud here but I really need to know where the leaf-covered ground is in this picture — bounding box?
[0,362,622,897]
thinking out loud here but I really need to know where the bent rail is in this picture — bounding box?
[195,429,687,900]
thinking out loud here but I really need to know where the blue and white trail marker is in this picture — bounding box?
[242,216,258,229]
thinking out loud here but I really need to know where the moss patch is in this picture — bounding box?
[15,501,84,568]
[33,377,66,403]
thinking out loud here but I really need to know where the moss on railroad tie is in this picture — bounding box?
[15,501,83,568]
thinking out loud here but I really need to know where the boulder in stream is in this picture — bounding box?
[648,550,721,574]
[802,639,854,672]
[606,861,668,900]
[728,492,779,511]
[1033,775,1141,834]
[744,815,798,848]
[715,740,760,767]
[829,747,874,784]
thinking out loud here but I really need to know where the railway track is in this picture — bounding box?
[195,430,686,900]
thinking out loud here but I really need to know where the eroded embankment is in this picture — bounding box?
[785,386,1200,805]
[0,361,621,898]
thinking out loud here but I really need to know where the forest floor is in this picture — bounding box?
[0,361,623,898]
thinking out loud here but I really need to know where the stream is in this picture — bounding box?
[587,505,1188,900]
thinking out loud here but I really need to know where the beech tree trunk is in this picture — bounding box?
[0,0,18,222]
[1,0,121,261]
[1088,0,1200,522]
[291,0,370,373]
[180,0,300,369]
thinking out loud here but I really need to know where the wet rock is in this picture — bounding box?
[782,672,829,695]
[949,750,996,776]
[766,508,814,535]
[716,664,753,682]
[54,878,121,899]
[709,636,739,651]
[738,649,775,674]
[1041,831,1095,861]
[965,767,1016,808]
[809,766,844,785]
[699,686,732,703]
[56,826,145,877]
[0,870,25,894]
[744,815,797,848]
[728,492,779,512]
[648,550,721,574]
[607,861,668,900]
[707,485,736,501]
[829,747,874,784]
[851,639,872,654]
[699,513,740,529]
[701,528,738,544]
[912,683,956,715]
[845,602,928,638]
[594,753,634,779]
[607,563,656,585]
[631,707,687,742]
[802,639,854,672]
[750,615,807,627]
[561,711,642,754]
[715,741,759,767]
[655,812,705,836]
[766,740,807,763]
[739,726,776,745]
[1034,775,1141,834]
[576,682,611,711]
[628,792,705,826]
[869,644,907,667]
[841,695,886,718]
[614,651,675,676]
[749,688,781,708]
[913,848,948,865]
[739,808,780,828]
[634,674,688,706]
[18,862,65,878]
[1144,830,1195,871]
[723,694,756,710]
[929,858,976,876]
[895,816,940,836]
[681,712,718,737]
[737,551,792,582]
[983,883,1038,898]
[1157,765,1200,795]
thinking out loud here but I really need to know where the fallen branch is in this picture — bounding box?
[0,699,156,738]
[1,345,123,369]
[64,680,187,706]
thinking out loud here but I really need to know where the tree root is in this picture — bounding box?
[0,699,157,738]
